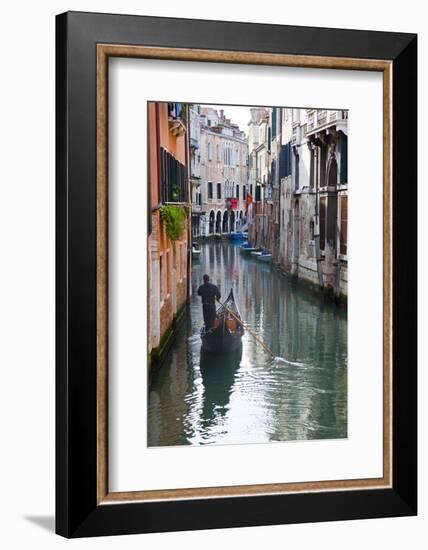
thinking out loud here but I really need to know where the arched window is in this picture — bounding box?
[209,210,215,234]
[207,142,212,161]
[236,184,239,199]
[217,182,222,199]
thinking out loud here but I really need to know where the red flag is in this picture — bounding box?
[245,192,253,213]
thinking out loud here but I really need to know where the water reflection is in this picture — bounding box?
[148,241,347,447]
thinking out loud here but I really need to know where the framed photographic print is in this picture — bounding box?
[56,11,417,538]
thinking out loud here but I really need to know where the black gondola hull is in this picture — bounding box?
[200,325,243,353]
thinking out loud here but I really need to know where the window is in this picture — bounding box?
[208,181,213,199]
[217,182,222,199]
[243,185,246,200]
[339,134,348,184]
[294,150,300,191]
[340,195,348,255]
[319,197,326,251]
[182,242,187,276]
[160,147,187,203]
[216,144,220,161]
[309,146,315,189]
[279,143,292,179]
[207,142,212,161]
[166,251,170,295]
[271,108,277,139]
[236,184,239,199]
[160,254,164,301]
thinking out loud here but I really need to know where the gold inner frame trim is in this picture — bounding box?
[96,43,393,505]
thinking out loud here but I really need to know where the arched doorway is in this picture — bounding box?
[230,210,236,233]
[209,210,215,234]
[215,211,222,234]
[292,200,300,274]
[326,155,338,250]
[222,210,229,233]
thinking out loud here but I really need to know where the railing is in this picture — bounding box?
[160,147,188,203]
[317,110,327,126]
[306,109,348,134]
[307,112,315,132]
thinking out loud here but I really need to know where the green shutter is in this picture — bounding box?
[340,134,348,184]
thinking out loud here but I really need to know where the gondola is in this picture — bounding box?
[200,289,244,353]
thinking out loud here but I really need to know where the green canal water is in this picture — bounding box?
[148,241,347,446]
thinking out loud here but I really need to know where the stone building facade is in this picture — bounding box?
[247,107,270,247]
[148,102,191,365]
[195,107,249,237]
[247,106,348,303]
[280,108,348,301]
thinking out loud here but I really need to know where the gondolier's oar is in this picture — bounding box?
[216,298,275,358]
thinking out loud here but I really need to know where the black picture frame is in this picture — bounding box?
[56,11,417,538]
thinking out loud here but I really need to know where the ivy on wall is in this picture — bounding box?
[160,205,187,241]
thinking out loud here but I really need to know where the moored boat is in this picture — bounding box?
[192,242,201,260]
[240,242,258,254]
[229,231,246,241]
[200,289,244,353]
[257,251,272,263]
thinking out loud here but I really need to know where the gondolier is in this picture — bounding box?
[200,288,244,353]
[197,274,220,329]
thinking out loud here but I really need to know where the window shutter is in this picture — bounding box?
[340,135,348,184]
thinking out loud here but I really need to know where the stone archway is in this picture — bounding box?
[222,210,229,233]
[215,210,222,234]
[230,210,236,233]
[326,155,338,250]
[209,210,215,234]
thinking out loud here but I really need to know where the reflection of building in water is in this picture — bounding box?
[148,324,194,446]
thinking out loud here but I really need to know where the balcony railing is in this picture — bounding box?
[306,109,348,135]
[160,147,188,203]
[317,110,327,126]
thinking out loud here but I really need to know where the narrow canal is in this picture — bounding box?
[148,241,347,447]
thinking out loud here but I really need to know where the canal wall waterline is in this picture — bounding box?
[148,301,188,375]
[271,261,348,308]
